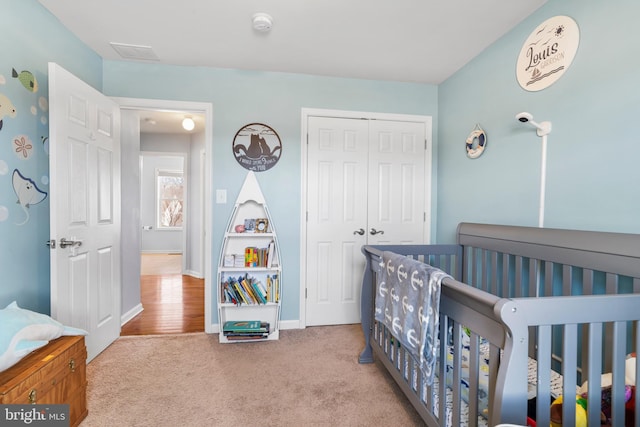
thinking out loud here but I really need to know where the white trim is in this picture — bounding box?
[113,97,215,334]
[121,303,143,326]
[300,107,433,329]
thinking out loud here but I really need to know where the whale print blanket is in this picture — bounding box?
[374,251,451,385]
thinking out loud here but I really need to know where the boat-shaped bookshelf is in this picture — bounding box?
[217,171,282,343]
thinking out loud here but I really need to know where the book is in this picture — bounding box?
[225,334,268,341]
[223,320,264,333]
[223,255,234,267]
[267,240,275,267]
[222,321,270,339]
[251,281,267,304]
[240,277,260,304]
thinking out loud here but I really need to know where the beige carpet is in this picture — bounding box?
[81,325,425,427]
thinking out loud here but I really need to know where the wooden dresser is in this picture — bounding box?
[0,335,88,427]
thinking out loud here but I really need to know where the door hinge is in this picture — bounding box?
[305,288,308,299]
[425,139,428,150]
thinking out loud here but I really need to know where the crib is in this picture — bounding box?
[359,222,640,426]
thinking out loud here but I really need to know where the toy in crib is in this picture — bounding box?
[548,354,636,427]
[549,395,588,427]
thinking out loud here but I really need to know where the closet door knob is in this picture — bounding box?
[370,228,384,235]
[353,228,365,235]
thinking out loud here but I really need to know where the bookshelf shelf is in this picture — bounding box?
[219,267,278,273]
[217,171,282,343]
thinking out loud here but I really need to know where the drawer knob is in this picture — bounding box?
[28,389,36,404]
[69,358,76,372]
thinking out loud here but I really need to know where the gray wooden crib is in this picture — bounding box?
[359,223,640,426]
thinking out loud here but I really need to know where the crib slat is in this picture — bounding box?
[515,255,523,298]
[451,322,462,427]
[536,325,552,427]
[562,264,571,296]
[544,260,553,296]
[487,343,499,427]
[490,251,497,295]
[468,331,479,427]
[606,272,617,294]
[585,322,603,426]
[437,316,448,426]
[610,321,627,426]
[635,323,640,427]
[529,258,537,297]
[583,268,594,298]
[561,324,578,426]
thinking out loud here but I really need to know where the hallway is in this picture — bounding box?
[121,254,205,335]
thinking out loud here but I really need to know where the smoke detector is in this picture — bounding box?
[252,13,273,33]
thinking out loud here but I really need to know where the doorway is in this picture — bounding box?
[300,108,433,327]
[115,97,213,334]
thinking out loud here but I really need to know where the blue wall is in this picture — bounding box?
[102,63,438,321]
[0,0,102,313]
[437,0,640,243]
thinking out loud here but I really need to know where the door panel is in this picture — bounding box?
[306,117,369,326]
[368,120,426,244]
[49,63,121,362]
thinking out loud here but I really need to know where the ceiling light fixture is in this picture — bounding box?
[252,13,273,33]
[182,117,195,131]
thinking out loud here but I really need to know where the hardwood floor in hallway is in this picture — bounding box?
[121,254,205,336]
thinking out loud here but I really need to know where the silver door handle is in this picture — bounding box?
[59,238,82,249]
[370,228,384,235]
[353,228,365,235]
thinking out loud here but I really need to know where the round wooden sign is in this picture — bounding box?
[516,16,580,91]
[232,123,282,172]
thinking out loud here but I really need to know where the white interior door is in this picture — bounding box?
[49,63,121,362]
[306,117,369,326]
[305,115,429,326]
[367,120,426,244]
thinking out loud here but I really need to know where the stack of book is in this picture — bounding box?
[244,242,275,268]
[222,320,270,340]
[220,274,280,305]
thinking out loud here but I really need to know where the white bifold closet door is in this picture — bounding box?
[306,116,427,326]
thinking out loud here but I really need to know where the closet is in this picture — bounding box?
[304,113,431,326]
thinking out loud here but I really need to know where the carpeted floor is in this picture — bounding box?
[81,325,425,427]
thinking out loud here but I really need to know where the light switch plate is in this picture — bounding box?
[216,189,227,204]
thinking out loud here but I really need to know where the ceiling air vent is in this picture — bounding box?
[109,42,159,61]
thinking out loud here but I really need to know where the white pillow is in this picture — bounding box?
[0,301,87,372]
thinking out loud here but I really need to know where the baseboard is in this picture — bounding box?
[184,269,203,279]
[207,319,301,335]
[279,319,301,330]
[121,303,143,326]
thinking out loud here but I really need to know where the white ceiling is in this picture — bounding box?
[39,0,547,85]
